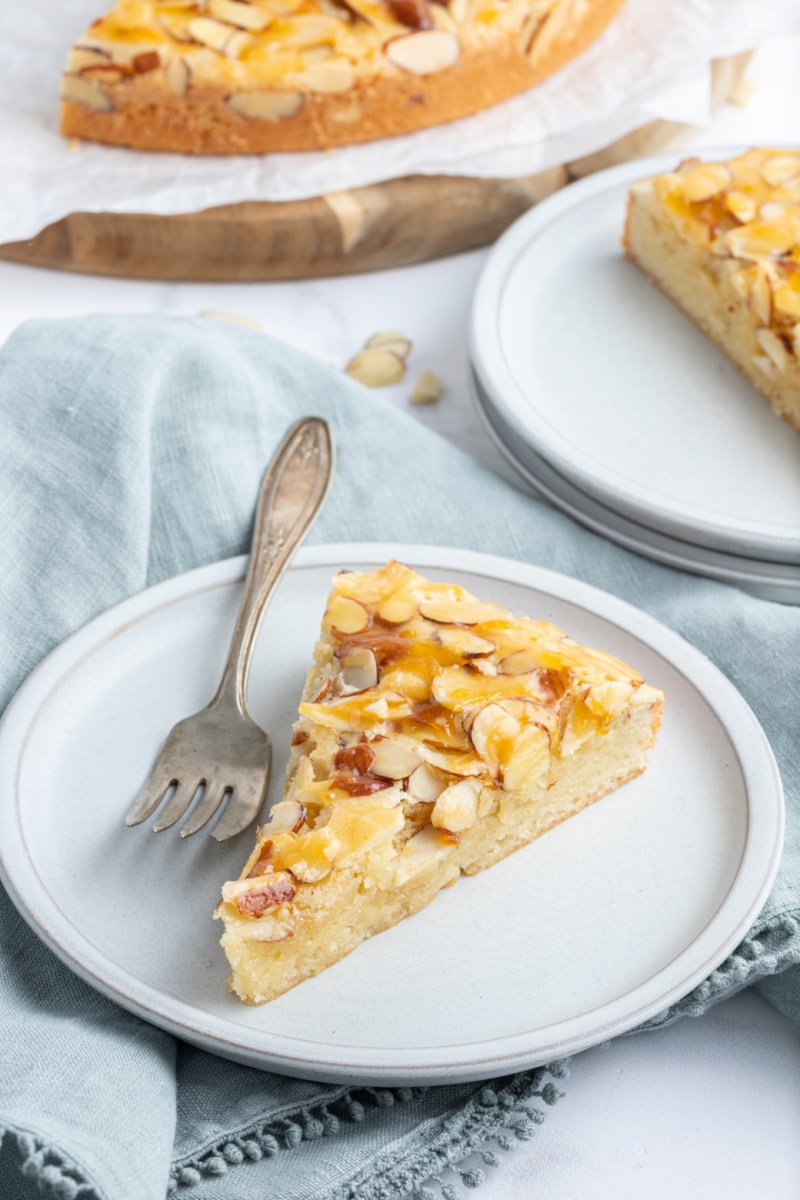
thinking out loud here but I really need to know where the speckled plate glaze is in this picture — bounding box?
[0,544,784,1083]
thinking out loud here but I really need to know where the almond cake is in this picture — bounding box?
[215,561,664,1005]
[59,0,624,153]
[623,148,800,435]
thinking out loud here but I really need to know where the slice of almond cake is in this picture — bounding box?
[215,560,663,1004]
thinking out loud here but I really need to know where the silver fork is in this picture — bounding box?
[125,416,334,841]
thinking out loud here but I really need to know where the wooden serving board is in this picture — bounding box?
[0,54,750,282]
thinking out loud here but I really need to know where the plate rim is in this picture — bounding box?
[468,146,800,564]
[0,543,785,1083]
[470,366,800,603]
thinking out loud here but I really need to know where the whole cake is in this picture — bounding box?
[59,0,624,153]
[215,561,664,1005]
[623,148,800,435]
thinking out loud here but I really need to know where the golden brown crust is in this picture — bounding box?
[60,0,624,154]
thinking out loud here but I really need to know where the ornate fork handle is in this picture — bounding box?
[213,417,334,716]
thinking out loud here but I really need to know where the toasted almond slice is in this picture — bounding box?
[340,646,379,693]
[271,827,341,882]
[407,761,447,802]
[675,161,732,203]
[346,347,406,387]
[263,798,307,835]
[497,647,542,675]
[760,201,787,222]
[410,369,444,405]
[435,626,496,657]
[772,280,800,319]
[369,736,422,779]
[726,220,799,260]
[227,89,304,120]
[419,599,511,625]
[385,29,460,74]
[761,153,800,187]
[501,722,551,791]
[209,0,272,28]
[431,778,480,832]
[165,55,191,95]
[188,15,237,49]
[366,330,413,358]
[325,593,372,635]
[468,702,520,768]
[395,824,457,884]
[377,592,418,624]
[724,190,757,224]
[68,46,111,71]
[756,327,790,371]
[60,73,114,112]
[296,58,355,93]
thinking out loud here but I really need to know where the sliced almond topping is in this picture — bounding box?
[756,327,790,372]
[222,872,296,917]
[772,280,800,319]
[377,592,418,624]
[435,626,496,657]
[726,220,799,260]
[395,823,456,883]
[431,778,480,832]
[263,798,307,835]
[339,646,379,693]
[209,0,272,28]
[166,56,191,95]
[468,702,520,770]
[384,29,460,75]
[238,903,296,941]
[501,722,551,792]
[675,161,732,203]
[419,599,511,625]
[369,736,421,780]
[760,201,787,222]
[325,593,372,634]
[761,153,800,187]
[68,46,111,72]
[273,827,340,882]
[407,761,447,802]
[346,347,406,388]
[296,58,356,93]
[60,73,114,112]
[724,190,757,224]
[497,647,541,675]
[227,88,304,119]
[188,15,237,49]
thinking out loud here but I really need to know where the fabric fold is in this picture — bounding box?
[0,313,797,1199]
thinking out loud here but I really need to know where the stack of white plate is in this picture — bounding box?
[468,152,800,604]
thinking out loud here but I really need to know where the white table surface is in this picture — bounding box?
[2,32,799,1200]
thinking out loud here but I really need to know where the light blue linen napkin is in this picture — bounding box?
[0,313,798,1200]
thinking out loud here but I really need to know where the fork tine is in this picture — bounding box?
[152,781,200,833]
[212,773,270,842]
[179,782,229,839]
[125,769,175,828]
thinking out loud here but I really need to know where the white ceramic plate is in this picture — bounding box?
[0,544,784,1084]
[469,150,800,565]
[471,370,800,606]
